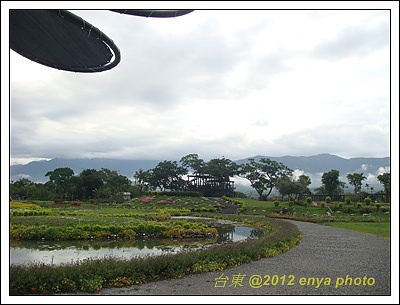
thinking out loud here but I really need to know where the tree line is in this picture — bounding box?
[9,153,391,202]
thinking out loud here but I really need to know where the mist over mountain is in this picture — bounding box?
[235,153,389,176]
[234,153,390,192]
[10,154,390,192]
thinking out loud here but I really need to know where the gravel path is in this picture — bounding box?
[80,219,391,296]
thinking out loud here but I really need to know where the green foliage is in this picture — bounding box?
[346,173,366,194]
[321,170,343,196]
[377,173,390,196]
[180,153,206,173]
[306,197,313,204]
[274,201,280,207]
[238,157,293,200]
[364,197,372,205]
[79,275,104,293]
[276,174,311,199]
[325,196,331,203]
[60,277,78,292]
[148,160,188,191]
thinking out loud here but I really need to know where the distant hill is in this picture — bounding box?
[235,153,390,175]
[10,158,161,183]
[10,154,390,191]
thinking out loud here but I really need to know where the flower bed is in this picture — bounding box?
[157,196,176,205]
[138,196,156,203]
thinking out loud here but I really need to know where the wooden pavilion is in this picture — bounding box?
[186,174,235,197]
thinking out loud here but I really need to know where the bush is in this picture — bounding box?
[306,197,312,204]
[288,200,294,207]
[325,196,331,203]
[360,206,377,213]
[274,201,280,207]
[345,197,351,205]
[364,197,372,205]
[79,275,104,293]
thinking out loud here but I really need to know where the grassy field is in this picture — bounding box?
[323,222,390,239]
[239,197,391,239]
[10,196,391,239]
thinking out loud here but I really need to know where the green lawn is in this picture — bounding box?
[239,198,391,239]
[323,221,390,239]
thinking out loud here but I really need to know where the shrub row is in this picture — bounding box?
[10,201,42,210]
[10,201,52,216]
[11,210,52,216]
[10,221,220,241]
[221,196,247,212]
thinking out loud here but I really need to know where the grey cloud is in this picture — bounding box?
[266,123,389,158]
[313,22,389,60]
[113,19,244,102]
[8,9,391,163]
[244,53,289,90]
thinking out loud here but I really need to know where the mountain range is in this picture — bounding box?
[10,154,390,191]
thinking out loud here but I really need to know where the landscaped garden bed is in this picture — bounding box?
[9,198,301,295]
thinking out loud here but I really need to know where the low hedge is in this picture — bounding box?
[156,191,202,197]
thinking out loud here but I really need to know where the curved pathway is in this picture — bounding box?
[83,220,391,296]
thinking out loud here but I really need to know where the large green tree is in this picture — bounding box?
[10,178,33,198]
[148,160,188,191]
[79,169,103,199]
[298,174,312,193]
[180,153,206,174]
[346,173,367,195]
[204,157,239,181]
[10,178,52,200]
[45,167,74,199]
[321,169,344,196]
[98,168,132,199]
[377,172,390,196]
[67,176,83,200]
[238,158,293,200]
[133,169,152,192]
[276,174,311,199]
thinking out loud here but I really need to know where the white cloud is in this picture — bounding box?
[5,7,395,164]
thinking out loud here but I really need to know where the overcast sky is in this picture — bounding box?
[2,5,399,302]
[4,3,399,166]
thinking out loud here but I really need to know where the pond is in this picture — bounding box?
[10,217,266,266]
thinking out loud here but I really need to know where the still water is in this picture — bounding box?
[10,218,265,266]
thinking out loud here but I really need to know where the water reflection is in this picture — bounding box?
[10,218,265,266]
